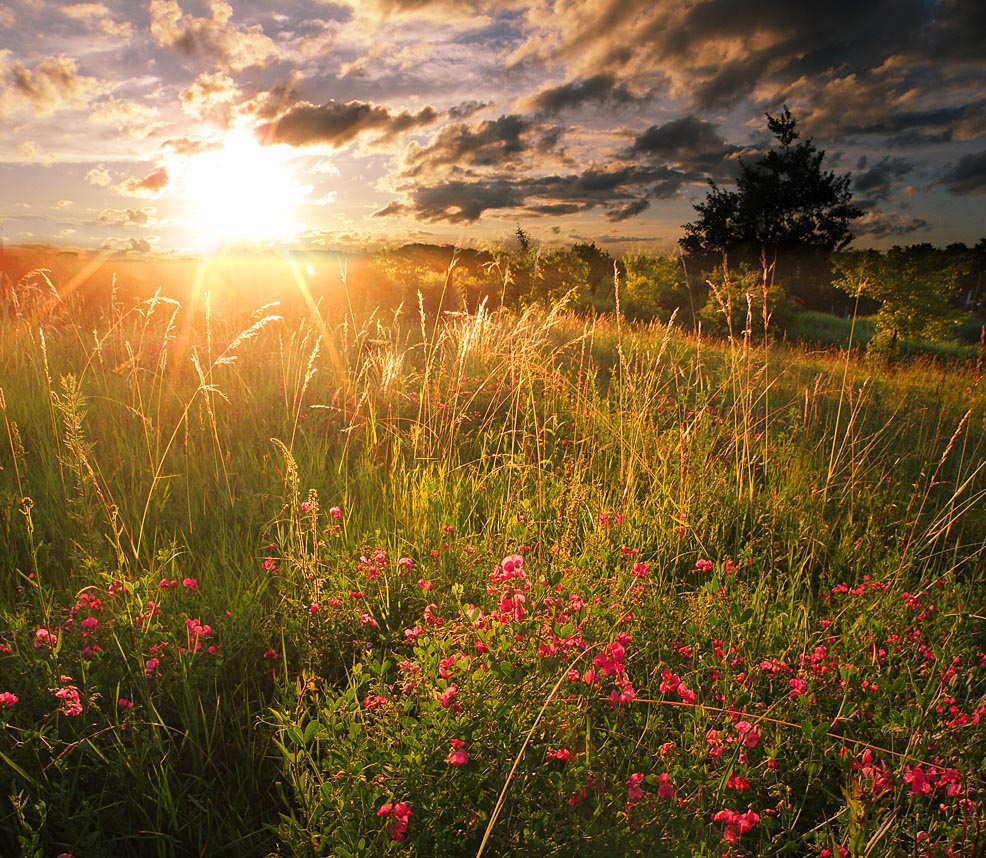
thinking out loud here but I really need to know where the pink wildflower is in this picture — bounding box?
[656,773,675,800]
[54,686,82,717]
[144,657,160,677]
[447,738,469,767]
[626,772,645,802]
[377,801,411,842]
[0,691,18,709]
[546,748,571,763]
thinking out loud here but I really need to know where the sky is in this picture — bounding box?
[0,0,984,256]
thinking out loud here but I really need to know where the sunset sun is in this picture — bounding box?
[176,129,309,251]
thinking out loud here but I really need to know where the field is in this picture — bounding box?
[1,259,985,857]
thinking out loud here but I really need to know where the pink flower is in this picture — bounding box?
[309,602,320,614]
[328,506,342,520]
[626,772,645,802]
[363,694,389,710]
[712,809,760,843]
[144,657,160,677]
[34,626,57,649]
[0,691,18,709]
[734,720,760,748]
[440,684,458,708]
[182,577,199,593]
[547,748,571,762]
[418,578,433,591]
[500,554,523,575]
[656,773,675,800]
[903,765,932,796]
[447,738,469,767]
[377,801,411,842]
[54,686,82,717]
[117,698,133,710]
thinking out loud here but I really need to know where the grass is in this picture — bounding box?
[0,264,984,857]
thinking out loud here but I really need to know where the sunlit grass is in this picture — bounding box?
[0,270,984,855]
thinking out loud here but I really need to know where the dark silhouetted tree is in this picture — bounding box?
[680,108,862,303]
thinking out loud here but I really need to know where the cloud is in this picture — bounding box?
[629,115,735,172]
[448,100,491,120]
[606,198,650,221]
[940,149,986,195]
[852,209,931,239]
[178,71,240,120]
[160,137,221,157]
[257,99,439,149]
[85,167,112,187]
[336,0,523,24]
[374,179,526,223]
[88,97,161,138]
[60,3,133,39]
[400,114,560,178]
[103,236,158,253]
[512,0,944,114]
[97,207,157,226]
[0,54,105,118]
[378,162,681,224]
[115,167,170,199]
[852,156,915,202]
[149,0,279,71]
[522,74,643,114]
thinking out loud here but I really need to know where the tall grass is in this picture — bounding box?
[0,270,984,855]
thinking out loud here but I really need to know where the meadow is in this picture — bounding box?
[0,258,984,857]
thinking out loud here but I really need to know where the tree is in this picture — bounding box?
[832,244,969,361]
[680,108,862,276]
[621,253,692,323]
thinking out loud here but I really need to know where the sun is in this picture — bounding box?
[176,129,310,252]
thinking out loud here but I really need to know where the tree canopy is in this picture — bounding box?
[680,108,862,262]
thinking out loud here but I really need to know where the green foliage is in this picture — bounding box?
[621,253,692,324]
[698,263,791,341]
[833,244,968,362]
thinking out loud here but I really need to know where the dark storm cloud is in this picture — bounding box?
[400,114,560,178]
[526,202,587,215]
[447,100,490,120]
[929,0,986,61]
[524,74,642,114]
[518,0,973,119]
[374,179,527,223]
[629,115,734,171]
[605,198,650,221]
[378,162,687,224]
[257,99,439,148]
[853,156,915,201]
[940,150,986,195]
[852,210,931,239]
[832,102,986,145]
